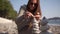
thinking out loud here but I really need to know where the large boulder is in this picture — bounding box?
[0,17,18,34]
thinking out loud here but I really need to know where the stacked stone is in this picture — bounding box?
[32,18,40,34]
[40,17,53,34]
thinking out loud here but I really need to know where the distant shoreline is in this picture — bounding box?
[48,23,60,26]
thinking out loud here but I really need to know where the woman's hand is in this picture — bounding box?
[34,12,41,20]
[34,14,40,20]
[24,11,34,19]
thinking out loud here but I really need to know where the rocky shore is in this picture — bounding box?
[49,25,60,34]
[0,17,60,34]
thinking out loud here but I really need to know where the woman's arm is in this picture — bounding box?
[15,7,31,31]
[15,6,25,25]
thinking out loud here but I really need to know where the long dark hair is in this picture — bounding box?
[26,0,42,17]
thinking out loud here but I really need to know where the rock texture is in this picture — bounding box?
[0,17,18,34]
[40,17,53,34]
[49,25,60,34]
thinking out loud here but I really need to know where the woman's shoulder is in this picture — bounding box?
[19,4,27,14]
[20,4,27,10]
[18,4,27,18]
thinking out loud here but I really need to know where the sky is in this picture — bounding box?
[10,0,60,18]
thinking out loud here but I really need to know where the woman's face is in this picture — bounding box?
[29,0,37,11]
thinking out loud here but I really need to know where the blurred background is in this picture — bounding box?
[0,0,60,20]
[10,0,60,18]
[0,0,60,34]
